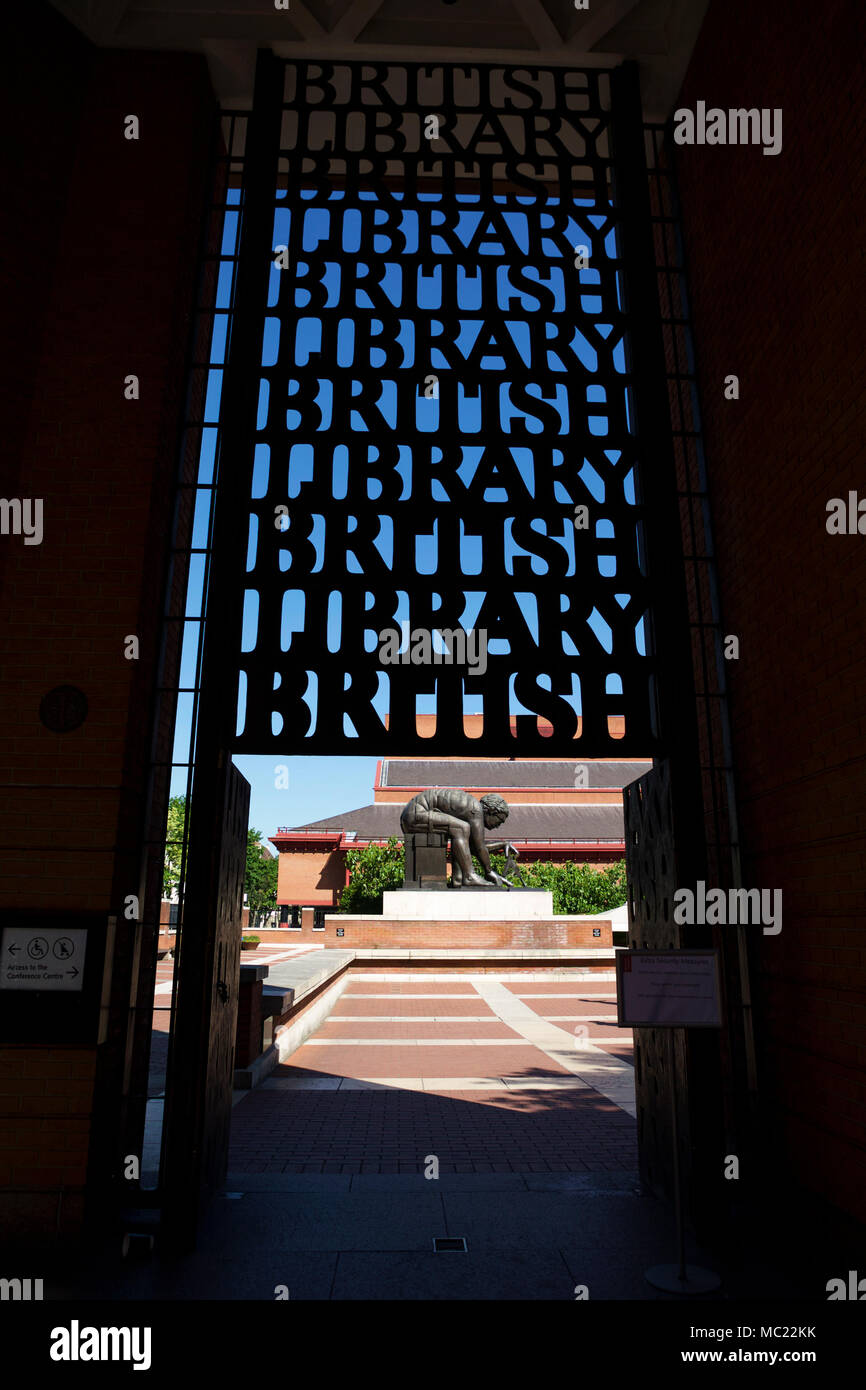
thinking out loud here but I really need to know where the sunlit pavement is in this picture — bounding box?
[36,967,834,1301]
[228,971,637,1174]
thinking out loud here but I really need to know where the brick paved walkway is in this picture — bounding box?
[229,971,637,1174]
[149,940,322,1094]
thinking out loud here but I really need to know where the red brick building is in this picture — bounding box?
[271,718,648,908]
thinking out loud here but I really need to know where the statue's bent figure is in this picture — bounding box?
[400,787,514,888]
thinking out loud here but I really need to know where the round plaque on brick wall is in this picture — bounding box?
[39,685,88,733]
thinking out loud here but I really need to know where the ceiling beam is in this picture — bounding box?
[94,0,129,38]
[47,0,707,123]
[329,0,386,43]
[53,0,130,42]
[271,39,620,68]
[510,0,562,50]
[574,0,644,52]
[280,0,327,41]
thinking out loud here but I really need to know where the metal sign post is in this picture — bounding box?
[617,949,723,1294]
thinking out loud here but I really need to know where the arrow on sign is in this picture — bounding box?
[9,944,20,954]
[67,967,79,978]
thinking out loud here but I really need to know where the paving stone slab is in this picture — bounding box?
[330,1250,576,1300]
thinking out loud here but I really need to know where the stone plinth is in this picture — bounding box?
[402,830,448,888]
[382,889,553,920]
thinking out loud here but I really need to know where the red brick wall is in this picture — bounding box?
[674,0,866,1220]
[374,788,631,804]
[276,846,347,906]
[0,1047,95,1240]
[1,33,214,910]
[1,5,216,1237]
[2,9,91,517]
[300,918,613,949]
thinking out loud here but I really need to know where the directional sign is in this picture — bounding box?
[1,927,87,992]
[616,950,722,1028]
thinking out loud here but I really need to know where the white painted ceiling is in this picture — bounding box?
[51,0,707,121]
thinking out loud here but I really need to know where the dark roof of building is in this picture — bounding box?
[290,801,625,842]
[380,759,651,790]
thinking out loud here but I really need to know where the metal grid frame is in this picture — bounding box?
[123,111,251,1198]
[212,57,665,759]
[643,121,758,1136]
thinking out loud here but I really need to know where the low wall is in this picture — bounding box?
[306,916,612,949]
[233,953,354,1084]
[157,928,306,953]
[160,919,614,952]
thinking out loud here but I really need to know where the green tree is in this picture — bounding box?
[245,829,279,929]
[163,794,187,898]
[339,838,405,914]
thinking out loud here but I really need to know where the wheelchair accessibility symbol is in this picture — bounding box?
[2,926,87,992]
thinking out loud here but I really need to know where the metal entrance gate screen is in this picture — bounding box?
[230,62,654,755]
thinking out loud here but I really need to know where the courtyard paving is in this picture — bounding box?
[38,965,837,1302]
[228,970,637,1175]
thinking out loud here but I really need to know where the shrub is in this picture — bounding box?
[339,839,627,917]
[338,838,405,914]
[488,854,627,915]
